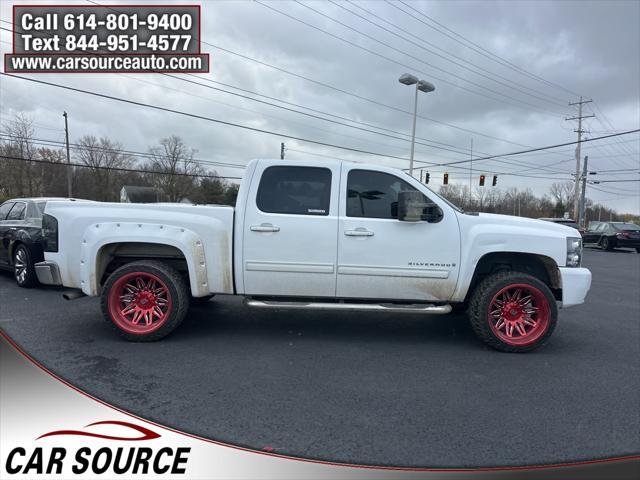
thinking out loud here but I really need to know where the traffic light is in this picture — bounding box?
[425,172,430,184]
[443,173,449,185]
[492,175,497,186]
[479,174,485,186]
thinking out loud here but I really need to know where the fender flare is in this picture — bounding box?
[80,222,209,297]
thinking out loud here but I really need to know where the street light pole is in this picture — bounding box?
[399,73,435,177]
[409,82,419,176]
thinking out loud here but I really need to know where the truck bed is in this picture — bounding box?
[44,201,235,296]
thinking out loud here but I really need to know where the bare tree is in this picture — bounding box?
[37,147,68,197]
[549,181,575,216]
[0,114,42,196]
[439,184,467,209]
[76,135,133,201]
[146,135,201,202]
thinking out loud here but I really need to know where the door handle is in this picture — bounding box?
[250,223,280,233]
[344,228,374,237]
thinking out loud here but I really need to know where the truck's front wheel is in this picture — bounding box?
[468,272,557,353]
[101,260,189,341]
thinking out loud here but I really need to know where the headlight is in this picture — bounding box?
[566,237,582,267]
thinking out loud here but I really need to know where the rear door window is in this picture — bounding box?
[0,202,14,220]
[256,166,332,216]
[7,202,26,221]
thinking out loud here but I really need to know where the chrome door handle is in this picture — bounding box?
[250,223,280,233]
[344,228,374,237]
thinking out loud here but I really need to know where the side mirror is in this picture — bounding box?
[397,191,443,223]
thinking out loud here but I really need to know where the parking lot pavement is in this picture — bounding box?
[1,248,639,467]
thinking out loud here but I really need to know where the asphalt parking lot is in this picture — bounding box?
[1,248,638,468]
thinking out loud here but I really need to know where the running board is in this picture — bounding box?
[245,299,452,314]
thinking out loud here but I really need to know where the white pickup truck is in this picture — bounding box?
[36,159,591,352]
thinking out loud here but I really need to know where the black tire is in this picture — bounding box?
[13,244,38,288]
[635,248,640,254]
[468,271,557,353]
[601,236,613,251]
[100,260,189,342]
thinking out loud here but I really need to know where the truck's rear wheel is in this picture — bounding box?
[101,260,188,341]
[468,272,557,353]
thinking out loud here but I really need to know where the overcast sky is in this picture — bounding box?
[1,0,639,213]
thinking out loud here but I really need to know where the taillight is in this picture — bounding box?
[42,213,58,252]
[616,232,629,239]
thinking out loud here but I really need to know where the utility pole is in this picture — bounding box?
[578,155,589,228]
[280,142,285,160]
[566,97,594,221]
[62,111,72,197]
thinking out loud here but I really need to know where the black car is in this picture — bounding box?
[0,198,62,287]
[582,221,640,252]
[538,217,584,234]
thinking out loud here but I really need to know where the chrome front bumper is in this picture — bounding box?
[34,261,62,286]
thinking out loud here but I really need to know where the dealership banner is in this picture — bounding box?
[1,333,638,480]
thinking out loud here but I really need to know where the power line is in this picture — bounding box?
[0,17,579,157]
[1,131,569,181]
[391,0,582,98]
[334,0,567,108]
[592,167,640,173]
[163,73,472,157]
[123,74,465,161]
[0,75,588,181]
[199,39,561,150]
[591,103,640,166]
[588,183,640,197]
[509,137,640,175]
[413,129,640,168]
[0,73,430,165]
[3,23,464,160]
[288,146,571,180]
[2,18,482,161]
[595,179,640,183]
[2,73,632,183]
[150,74,572,173]
[255,0,566,118]
[0,154,243,180]
[0,133,249,170]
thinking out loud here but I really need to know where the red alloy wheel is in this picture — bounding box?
[487,283,551,346]
[108,272,173,335]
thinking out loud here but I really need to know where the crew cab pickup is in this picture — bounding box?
[36,159,591,352]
